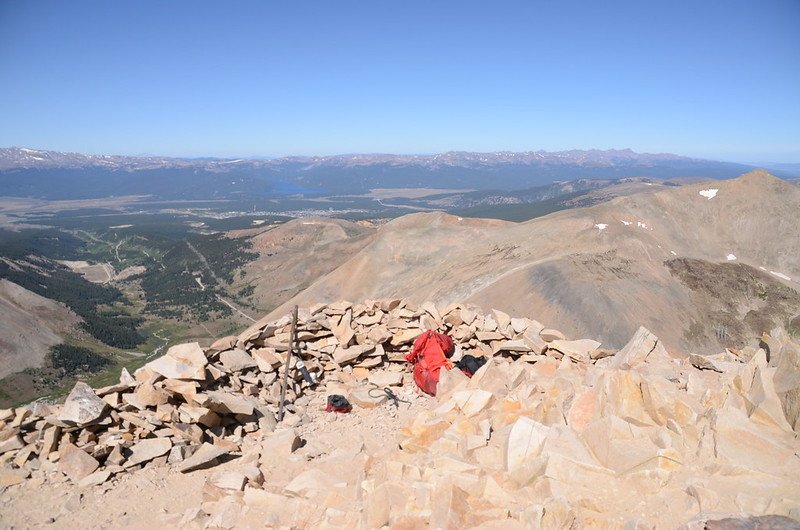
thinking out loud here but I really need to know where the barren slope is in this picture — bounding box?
[229,217,376,314]
[267,171,800,353]
[0,279,81,378]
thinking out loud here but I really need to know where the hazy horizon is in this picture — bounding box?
[3,144,797,168]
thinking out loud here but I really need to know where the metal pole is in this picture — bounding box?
[278,305,298,422]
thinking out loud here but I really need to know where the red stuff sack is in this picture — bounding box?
[405,330,454,396]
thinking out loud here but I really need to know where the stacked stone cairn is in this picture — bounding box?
[1,299,799,529]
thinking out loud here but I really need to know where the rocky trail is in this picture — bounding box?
[1,299,799,529]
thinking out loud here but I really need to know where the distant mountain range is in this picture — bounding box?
[0,146,779,200]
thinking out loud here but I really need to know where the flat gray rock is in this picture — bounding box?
[219,348,257,372]
[58,382,107,426]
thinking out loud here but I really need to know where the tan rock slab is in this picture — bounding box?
[133,382,170,408]
[40,425,61,456]
[349,388,387,409]
[331,310,355,346]
[126,437,172,467]
[483,314,498,332]
[58,443,99,482]
[549,339,602,362]
[10,408,31,428]
[355,313,382,326]
[107,445,126,466]
[420,301,442,322]
[220,348,257,372]
[252,348,282,372]
[209,335,237,353]
[492,339,532,354]
[0,434,24,455]
[208,470,248,491]
[523,332,548,355]
[390,329,420,347]
[368,370,404,387]
[420,313,439,331]
[492,309,511,330]
[206,391,255,415]
[170,423,205,444]
[609,326,666,369]
[566,388,598,431]
[78,469,112,488]
[689,353,723,373]
[366,326,393,344]
[147,342,207,380]
[452,389,494,417]
[477,331,505,342]
[540,329,566,342]
[180,405,221,428]
[260,428,301,460]
[179,443,229,473]
[119,366,136,386]
[0,469,28,488]
[746,364,794,432]
[284,468,343,496]
[510,317,531,334]
[352,367,370,381]
[333,344,374,365]
[263,333,291,351]
[356,356,383,369]
[163,379,198,401]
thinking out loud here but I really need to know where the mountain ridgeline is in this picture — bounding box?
[0,147,763,200]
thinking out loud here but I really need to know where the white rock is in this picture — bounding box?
[58,382,107,427]
[506,417,550,471]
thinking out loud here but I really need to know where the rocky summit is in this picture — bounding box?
[1,299,799,529]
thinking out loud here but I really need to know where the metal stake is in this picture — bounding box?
[278,305,298,422]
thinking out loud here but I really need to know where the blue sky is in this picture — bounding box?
[0,0,798,162]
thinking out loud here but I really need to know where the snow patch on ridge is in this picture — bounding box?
[727,254,737,261]
[699,188,718,200]
[595,223,607,231]
[770,271,791,281]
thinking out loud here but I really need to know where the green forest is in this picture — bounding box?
[138,233,256,320]
[49,344,112,376]
[0,229,145,348]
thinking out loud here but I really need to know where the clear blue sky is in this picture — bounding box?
[1,0,798,162]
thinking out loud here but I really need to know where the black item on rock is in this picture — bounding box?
[326,394,352,413]
[455,354,488,377]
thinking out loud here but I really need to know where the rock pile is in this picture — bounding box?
[0,299,588,489]
[1,299,799,529]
